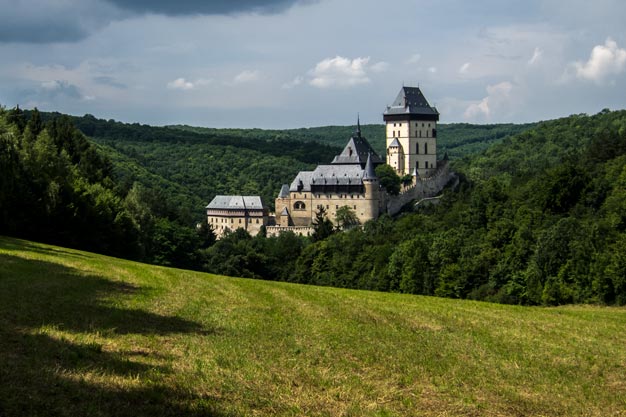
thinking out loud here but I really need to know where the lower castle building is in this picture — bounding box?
[206,195,268,238]
[274,121,383,229]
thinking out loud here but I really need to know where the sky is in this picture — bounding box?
[1,0,626,128]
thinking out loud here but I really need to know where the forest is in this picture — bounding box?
[1,106,624,305]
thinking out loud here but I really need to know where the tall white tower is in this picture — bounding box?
[383,87,439,177]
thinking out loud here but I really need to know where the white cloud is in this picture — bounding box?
[167,77,194,90]
[464,81,514,121]
[528,47,543,65]
[309,56,371,88]
[428,66,437,73]
[458,62,470,74]
[574,38,626,82]
[281,75,303,89]
[406,53,421,64]
[232,70,260,84]
[370,61,389,73]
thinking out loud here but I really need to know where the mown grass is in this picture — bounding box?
[1,235,625,416]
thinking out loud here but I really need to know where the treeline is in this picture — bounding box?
[201,110,626,305]
[0,107,213,267]
[171,122,534,159]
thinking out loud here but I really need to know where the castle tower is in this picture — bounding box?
[383,86,439,177]
[362,153,379,220]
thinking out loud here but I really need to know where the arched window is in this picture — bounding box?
[294,201,306,210]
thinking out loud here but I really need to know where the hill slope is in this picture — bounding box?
[1,236,625,416]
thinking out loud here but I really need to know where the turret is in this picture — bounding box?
[362,153,379,219]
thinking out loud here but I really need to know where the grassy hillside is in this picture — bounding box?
[1,236,625,416]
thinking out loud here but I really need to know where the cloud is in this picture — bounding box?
[167,77,195,90]
[232,70,260,84]
[309,56,371,88]
[428,66,437,74]
[406,54,421,64]
[458,62,471,74]
[370,61,389,73]
[103,0,311,16]
[528,47,543,65]
[574,38,626,83]
[464,81,514,121]
[93,76,127,89]
[0,0,312,43]
[167,77,212,90]
[281,75,303,89]
[0,0,120,43]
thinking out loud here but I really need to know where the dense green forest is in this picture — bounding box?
[171,121,535,159]
[201,110,626,306]
[23,111,531,222]
[0,107,213,267]
[2,106,624,305]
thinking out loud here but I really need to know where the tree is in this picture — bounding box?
[335,205,360,230]
[375,164,401,195]
[311,207,334,242]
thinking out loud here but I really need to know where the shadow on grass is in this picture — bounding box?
[0,253,226,417]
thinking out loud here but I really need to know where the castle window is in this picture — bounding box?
[432,128,437,138]
[304,194,306,199]
[425,143,428,154]
[239,219,242,224]
[416,161,419,169]
[394,123,396,127]
[326,205,329,209]
[422,123,424,127]
[419,130,422,138]
[425,161,429,169]
[353,205,356,209]
[416,143,419,154]
[294,201,306,210]
[256,219,259,224]
[336,205,338,209]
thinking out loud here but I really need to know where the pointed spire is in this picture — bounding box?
[363,153,377,180]
[356,113,361,137]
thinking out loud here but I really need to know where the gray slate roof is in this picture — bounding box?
[206,195,265,210]
[389,138,401,147]
[383,86,439,117]
[290,164,367,192]
[363,153,377,180]
[331,133,383,166]
[278,184,290,198]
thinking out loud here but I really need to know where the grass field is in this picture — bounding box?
[1,236,625,416]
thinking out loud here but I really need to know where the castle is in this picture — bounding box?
[207,86,451,238]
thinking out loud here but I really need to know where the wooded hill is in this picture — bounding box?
[1,106,624,305]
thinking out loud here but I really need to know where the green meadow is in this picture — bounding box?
[1,235,625,416]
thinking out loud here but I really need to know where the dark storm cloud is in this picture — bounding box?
[0,0,311,43]
[0,0,118,43]
[93,76,127,89]
[0,20,88,43]
[103,0,309,16]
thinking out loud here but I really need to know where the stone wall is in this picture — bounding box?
[266,225,314,237]
[385,161,453,216]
